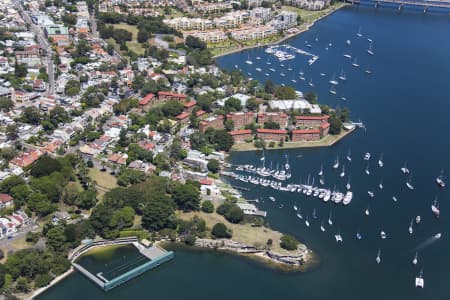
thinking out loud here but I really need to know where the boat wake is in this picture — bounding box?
[412,234,442,252]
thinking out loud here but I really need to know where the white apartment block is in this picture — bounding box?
[187,31,229,43]
[284,0,331,10]
[164,17,214,31]
[249,7,272,21]
[229,25,278,41]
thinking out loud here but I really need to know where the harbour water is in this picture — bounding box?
[39,5,450,300]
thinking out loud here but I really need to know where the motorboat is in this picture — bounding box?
[415,215,421,224]
[335,234,343,243]
[376,248,381,264]
[364,152,371,160]
[269,196,276,202]
[401,162,410,174]
[436,169,445,188]
[378,153,384,167]
[380,231,387,239]
[431,198,440,218]
[415,269,424,288]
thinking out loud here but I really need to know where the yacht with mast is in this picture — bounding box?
[338,69,347,81]
[401,161,410,174]
[367,42,374,55]
[365,164,370,175]
[365,204,370,216]
[333,156,340,169]
[357,27,363,37]
[329,73,339,85]
[245,54,253,65]
[365,65,372,74]
[431,197,440,218]
[406,175,415,190]
[352,57,360,67]
[376,248,381,264]
[320,220,326,232]
[328,211,333,226]
[346,176,351,190]
[318,165,323,176]
[346,149,352,162]
[379,178,384,190]
[436,169,445,188]
[329,85,337,95]
[305,217,310,227]
[412,252,418,265]
[340,165,346,178]
[308,78,314,87]
[378,153,384,167]
[408,219,414,234]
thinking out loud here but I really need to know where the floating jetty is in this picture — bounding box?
[70,237,174,292]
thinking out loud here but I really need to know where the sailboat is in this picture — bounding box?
[380,231,387,239]
[379,178,383,190]
[392,196,398,202]
[346,149,352,162]
[319,176,325,185]
[339,69,347,81]
[408,219,414,234]
[415,269,424,288]
[329,85,337,95]
[293,204,298,211]
[436,169,446,188]
[312,208,318,220]
[431,197,440,218]
[329,73,339,85]
[378,153,384,167]
[256,56,261,60]
[346,176,351,190]
[245,54,253,65]
[365,204,370,216]
[412,252,418,265]
[328,211,333,225]
[401,161,410,174]
[346,39,351,46]
[266,58,271,65]
[376,248,381,264]
[288,64,293,71]
[352,57,360,67]
[365,164,370,175]
[269,196,276,202]
[320,220,326,232]
[280,72,286,77]
[367,42,374,55]
[406,175,414,190]
[356,231,362,240]
[296,206,303,219]
[305,217,310,227]
[318,165,323,176]
[333,156,339,169]
[357,27,363,37]
[340,165,346,178]
[308,78,314,87]
[365,65,372,74]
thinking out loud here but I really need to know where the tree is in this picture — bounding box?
[264,80,276,94]
[264,121,280,129]
[0,97,14,112]
[246,97,259,111]
[27,193,56,216]
[15,276,29,293]
[280,234,299,251]
[304,92,318,104]
[185,35,206,50]
[329,114,342,135]
[5,124,18,140]
[171,182,200,211]
[64,79,81,96]
[211,223,231,238]
[110,206,135,230]
[118,128,129,147]
[137,29,149,43]
[75,190,97,209]
[21,106,41,125]
[15,62,27,78]
[225,205,244,223]
[201,200,214,213]
[207,159,220,173]
[224,119,234,131]
[50,106,70,124]
[224,97,242,113]
[30,156,62,178]
[162,101,183,117]
[274,86,296,99]
[142,200,174,231]
[213,130,234,151]
[46,226,66,253]
[169,138,186,161]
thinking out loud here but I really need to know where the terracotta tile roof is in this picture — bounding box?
[0,194,13,204]
[292,129,321,134]
[296,115,329,120]
[256,129,287,134]
[228,129,252,135]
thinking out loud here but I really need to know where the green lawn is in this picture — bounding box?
[109,23,145,55]
[88,168,118,190]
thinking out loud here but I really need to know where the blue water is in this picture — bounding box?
[40,5,450,300]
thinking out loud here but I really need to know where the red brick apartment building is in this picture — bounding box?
[228,129,253,142]
[257,112,288,128]
[256,129,287,141]
[226,112,255,129]
[295,115,329,127]
[199,115,224,133]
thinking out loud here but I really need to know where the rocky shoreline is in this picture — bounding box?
[193,238,312,270]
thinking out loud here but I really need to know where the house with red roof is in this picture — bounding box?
[176,112,190,125]
[157,91,187,102]
[0,194,13,209]
[183,100,197,113]
[139,93,155,112]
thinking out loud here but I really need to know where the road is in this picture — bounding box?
[15,1,55,95]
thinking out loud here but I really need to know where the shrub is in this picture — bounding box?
[201,200,214,213]
[211,223,232,239]
[280,234,299,251]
